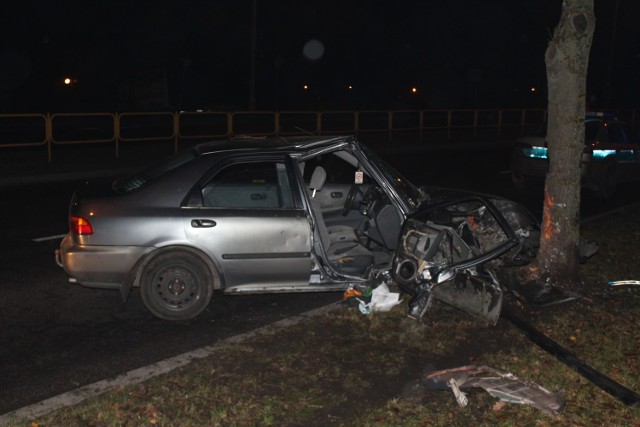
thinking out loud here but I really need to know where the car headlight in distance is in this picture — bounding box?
[592,149,616,159]
[522,146,548,159]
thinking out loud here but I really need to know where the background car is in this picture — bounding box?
[510,113,640,198]
[56,136,539,321]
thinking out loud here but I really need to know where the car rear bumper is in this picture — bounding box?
[56,233,148,289]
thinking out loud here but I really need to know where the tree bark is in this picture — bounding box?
[527,0,595,284]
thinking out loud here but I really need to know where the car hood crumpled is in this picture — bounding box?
[391,186,540,323]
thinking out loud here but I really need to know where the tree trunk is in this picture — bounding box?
[528,0,595,284]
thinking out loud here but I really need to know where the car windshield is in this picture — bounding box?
[112,148,198,194]
[361,145,427,211]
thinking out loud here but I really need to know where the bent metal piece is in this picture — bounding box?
[608,280,640,286]
[423,365,564,415]
[502,308,640,407]
[430,271,503,325]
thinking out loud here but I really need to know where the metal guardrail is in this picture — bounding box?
[0,109,637,162]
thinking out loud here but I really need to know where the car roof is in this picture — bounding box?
[194,135,355,156]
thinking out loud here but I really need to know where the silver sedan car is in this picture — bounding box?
[56,136,539,321]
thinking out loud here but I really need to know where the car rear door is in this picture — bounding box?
[184,157,312,290]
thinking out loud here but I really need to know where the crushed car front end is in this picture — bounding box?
[391,190,539,323]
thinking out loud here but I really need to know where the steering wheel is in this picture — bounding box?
[342,183,360,216]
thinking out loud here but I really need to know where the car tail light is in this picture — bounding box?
[70,216,94,235]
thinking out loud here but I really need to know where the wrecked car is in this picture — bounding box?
[393,191,538,323]
[56,136,539,321]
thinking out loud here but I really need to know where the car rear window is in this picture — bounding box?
[112,148,198,194]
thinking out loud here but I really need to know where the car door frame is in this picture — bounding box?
[182,153,313,291]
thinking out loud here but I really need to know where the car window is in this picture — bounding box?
[302,152,373,185]
[617,124,640,145]
[113,147,198,194]
[201,161,294,209]
[359,144,426,210]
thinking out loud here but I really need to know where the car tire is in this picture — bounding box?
[140,249,215,321]
[596,163,617,199]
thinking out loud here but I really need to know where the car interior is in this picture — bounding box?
[301,150,403,278]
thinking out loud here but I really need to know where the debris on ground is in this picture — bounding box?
[359,283,402,314]
[520,282,582,307]
[502,307,640,407]
[608,280,640,287]
[496,271,582,308]
[422,365,564,415]
[342,283,402,314]
[578,239,599,263]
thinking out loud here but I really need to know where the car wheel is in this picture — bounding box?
[596,163,617,199]
[140,249,215,321]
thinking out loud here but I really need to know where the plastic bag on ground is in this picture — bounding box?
[358,283,401,314]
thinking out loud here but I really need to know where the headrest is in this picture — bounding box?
[309,166,326,194]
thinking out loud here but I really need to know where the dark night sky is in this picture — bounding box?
[0,0,638,113]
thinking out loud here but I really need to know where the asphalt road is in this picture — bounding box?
[1,146,638,415]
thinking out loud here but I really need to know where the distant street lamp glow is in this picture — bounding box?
[303,84,309,91]
[64,77,72,85]
[411,87,418,94]
[530,86,537,92]
[348,85,353,91]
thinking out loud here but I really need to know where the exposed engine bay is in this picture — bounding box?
[301,147,541,324]
[390,194,539,323]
